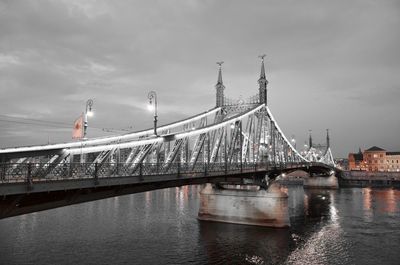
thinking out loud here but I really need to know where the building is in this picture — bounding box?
[385,151,400,172]
[348,148,365,171]
[348,146,400,172]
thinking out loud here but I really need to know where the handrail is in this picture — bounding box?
[0,161,331,185]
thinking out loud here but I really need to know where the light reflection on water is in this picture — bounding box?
[285,190,351,265]
[0,186,399,265]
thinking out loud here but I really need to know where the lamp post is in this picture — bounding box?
[84,99,94,139]
[147,91,158,136]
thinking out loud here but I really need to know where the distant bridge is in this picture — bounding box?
[0,58,337,219]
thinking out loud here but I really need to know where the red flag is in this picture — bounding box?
[72,114,83,139]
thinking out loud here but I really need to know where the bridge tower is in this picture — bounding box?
[258,55,268,104]
[326,129,330,149]
[215,62,225,107]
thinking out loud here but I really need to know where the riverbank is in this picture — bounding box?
[339,171,400,188]
[276,171,400,188]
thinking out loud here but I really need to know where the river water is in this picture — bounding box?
[0,185,399,265]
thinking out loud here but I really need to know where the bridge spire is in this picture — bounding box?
[258,54,268,105]
[215,61,225,107]
[326,129,330,149]
[309,130,313,149]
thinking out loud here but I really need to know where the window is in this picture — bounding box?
[373,154,378,158]
[380,154,383,157]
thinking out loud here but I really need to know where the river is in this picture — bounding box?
[0,185,399,265]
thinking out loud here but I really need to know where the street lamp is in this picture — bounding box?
[84,99,94,138]
[291,135,297,150]
[147,91,158,136]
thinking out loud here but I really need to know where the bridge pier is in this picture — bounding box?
[198,182,290,228]
[303,174,338,189]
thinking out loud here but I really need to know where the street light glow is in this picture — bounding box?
[147,104,154,111]
[84,99,94,139]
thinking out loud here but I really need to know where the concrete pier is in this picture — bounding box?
[303,175,339,189]
[198,183,290,227]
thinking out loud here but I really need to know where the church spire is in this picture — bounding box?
[215,61,225,107]
[258,54,268,104]
[309,130,313,149]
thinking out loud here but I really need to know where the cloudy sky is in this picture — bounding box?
[0,0,399,157]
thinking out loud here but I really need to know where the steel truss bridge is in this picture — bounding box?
[0,60,337,219]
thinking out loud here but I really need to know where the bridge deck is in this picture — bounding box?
[0,162,333,196]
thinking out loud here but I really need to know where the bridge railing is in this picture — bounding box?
[0,161,313,184]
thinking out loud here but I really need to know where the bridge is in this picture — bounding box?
[0,58,337,220]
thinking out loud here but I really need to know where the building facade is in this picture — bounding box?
[348,148,365,171]
[348,146,400,172]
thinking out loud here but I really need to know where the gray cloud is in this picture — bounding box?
[0,0,399,156]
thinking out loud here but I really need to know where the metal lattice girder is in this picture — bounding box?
[180,137,189,164]
[92,149,113,165]
[321,147,335,166]
[188,116,208,166]
[189,133,206,167]
[209,111,225,155]
[227,121,240,164]
[254,113,263,162]
[241,115,254,162]
[86,148,116,174]
[130,143,156,171]
[163,129,171,163]
[125,147,139,165]
[163,139,184,171]
[32,154,59,176]
[36,151,70,178]
[265,106,307,163]
[6,157,28,175]
[179,127,189,164]
[0,103,319,171]
[210,127,225,163]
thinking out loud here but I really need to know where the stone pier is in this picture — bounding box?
[198,183,290,227]
[303,175,339,189]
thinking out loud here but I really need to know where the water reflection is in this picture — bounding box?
[361,187,399,216]
[0,186,399,265]
[199,221,292,265]
[286,188,351,265]
[363,187,372,211]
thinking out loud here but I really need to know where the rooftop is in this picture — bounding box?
[387,152,400,156]
[365,146,386,152]
[351,153,363,161]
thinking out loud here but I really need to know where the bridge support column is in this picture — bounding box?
[198,182,290,227]
[303,175,338,189]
